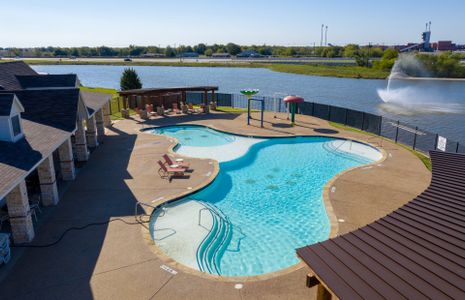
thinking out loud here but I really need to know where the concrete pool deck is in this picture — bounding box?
[0,111,431,299]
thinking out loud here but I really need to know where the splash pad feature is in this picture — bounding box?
[241,89,265,127]
[283,95,304,126]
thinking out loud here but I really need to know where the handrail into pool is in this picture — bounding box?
[136,201,177,241]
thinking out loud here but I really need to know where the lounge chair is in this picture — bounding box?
[157,160,185,180]
[188,103,200,113]
[172,103,181,114]
[163,154,190,169]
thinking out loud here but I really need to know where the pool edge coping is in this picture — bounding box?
[140,123,388,282]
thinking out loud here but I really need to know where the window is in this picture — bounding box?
[11,115,21,136]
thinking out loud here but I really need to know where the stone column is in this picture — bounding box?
[6,181,35,243]
[75,120,89,162]
[103,101,112,127]
[58,138,76,181]
[86,115,98,148]
[95,109,105,143]
[38,155,59,206]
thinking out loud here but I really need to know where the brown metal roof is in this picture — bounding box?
[118,86,218,96]
[297,151,465,300]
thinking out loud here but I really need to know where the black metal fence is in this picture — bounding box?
[110,91,464,155]
[215,93,465,155]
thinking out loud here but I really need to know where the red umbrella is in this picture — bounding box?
[283,96,304,125]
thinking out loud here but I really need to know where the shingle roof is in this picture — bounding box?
[297,151,465,300]
[16,74,78,89]
[0,119,71,199]
[0,94,15,116]
[0,89,80,132]
[80,91,111,116]
[0,61,38,90]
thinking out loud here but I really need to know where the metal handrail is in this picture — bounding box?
[152,228,177,241]
[135,201,162,218]
[198,207,220,230]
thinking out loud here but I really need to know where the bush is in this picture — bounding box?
[120,68,142,91]
[373,48,398,71]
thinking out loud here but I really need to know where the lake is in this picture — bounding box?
[32,65,465,143]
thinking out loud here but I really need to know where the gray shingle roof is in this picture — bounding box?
[16,74,78,89]
[0,61,38,90]
[0,119,71,199]
[80,91,111,116]
[0,94,15,116]
[0,89,80,132]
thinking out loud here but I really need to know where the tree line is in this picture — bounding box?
[1,43,389,59]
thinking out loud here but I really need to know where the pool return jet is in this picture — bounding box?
[241,89,265,128]
[283,95,304,126]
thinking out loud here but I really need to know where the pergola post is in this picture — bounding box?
[317,284,332,300]
[204,90,209,113]
[181,91,186,104]
[58,138,76,181]
[6,181,35,243]
[37,155,59,206]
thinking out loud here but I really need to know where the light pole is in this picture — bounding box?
[325,26,328,46]
[320,24,324,47]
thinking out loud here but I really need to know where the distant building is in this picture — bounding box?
[431,41,457,51]
[211,53,231,58]
[178,52,199,58]
[237,50,264,58]
[142,53,166,58]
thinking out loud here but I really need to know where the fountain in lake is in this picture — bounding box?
[377,54,465,115]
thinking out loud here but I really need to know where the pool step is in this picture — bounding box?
[195,202,233,275]
[323,141,369,164]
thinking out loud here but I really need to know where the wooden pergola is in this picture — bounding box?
[118,86,218,113]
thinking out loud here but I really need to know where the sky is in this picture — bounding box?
[2,0,465,47]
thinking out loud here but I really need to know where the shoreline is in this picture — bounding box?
[1,58,389,80]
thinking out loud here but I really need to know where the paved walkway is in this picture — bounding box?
[0,112,431,300]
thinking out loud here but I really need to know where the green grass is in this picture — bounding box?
[12,59,389,79]
[79,86,136,120]
[269,64,389,79]
[214,106,258,113]
[80,86,118,95]
[328,121,432,171]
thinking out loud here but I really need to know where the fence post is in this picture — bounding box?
[395,120,400,143]
[434,134,439,150]
[413,126,418,150]
[278,98,282,113]
[378,116,382,136]
[361,112,366,131]
[117,96,121,112]
[327,105,331,121]
[456,142,460,153]
[344,109,348,125]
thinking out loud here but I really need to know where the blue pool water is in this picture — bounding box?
[150,127,381,276]
[152,125,235,147]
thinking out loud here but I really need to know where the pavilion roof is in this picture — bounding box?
[119,86,218,96]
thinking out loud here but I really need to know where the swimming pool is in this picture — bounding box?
[150,126,382,277]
